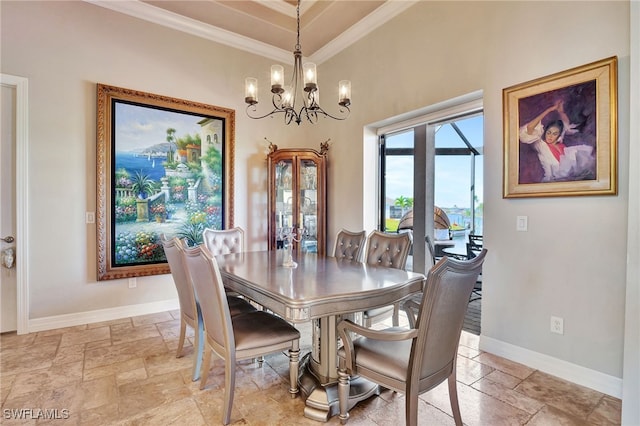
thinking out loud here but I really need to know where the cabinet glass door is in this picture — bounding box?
[274,159,294,249]
[300,159,318,253]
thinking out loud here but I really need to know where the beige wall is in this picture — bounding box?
[1,0,635,413]
[311,0,630,379]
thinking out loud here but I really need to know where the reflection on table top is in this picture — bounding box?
[215,250,425,322]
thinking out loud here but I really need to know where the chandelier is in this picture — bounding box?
[244,0,351,125]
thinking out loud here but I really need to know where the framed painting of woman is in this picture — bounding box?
[503,56,617,198]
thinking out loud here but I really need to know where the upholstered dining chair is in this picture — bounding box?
[160,235,256,382]
[362,230,412,327]
[202,226,255,301]
[181,244,301,425]
[202,227,245,255]
[337,249,487,426]
[333,229,367,261]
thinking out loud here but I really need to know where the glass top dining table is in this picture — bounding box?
[215,250,425,422]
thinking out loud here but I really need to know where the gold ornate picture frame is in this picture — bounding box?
[96,84,235,280]
[503,56,617,198]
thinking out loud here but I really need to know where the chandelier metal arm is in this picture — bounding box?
[243,0,351,125]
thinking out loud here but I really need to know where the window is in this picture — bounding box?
[377,100,483,274]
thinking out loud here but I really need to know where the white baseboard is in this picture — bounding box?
[480,335,623,399]
[27,299,180,333]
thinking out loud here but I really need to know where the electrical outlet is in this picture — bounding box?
[128,278,137,289]
[550,316,564,335]
[86,212,95,224]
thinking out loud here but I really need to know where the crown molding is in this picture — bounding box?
[84,0,417,64]
[84,0,291,62]
[309,0,418,64]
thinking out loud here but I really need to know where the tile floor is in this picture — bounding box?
[0,310,621,425]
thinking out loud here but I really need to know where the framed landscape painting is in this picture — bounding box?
[503,56,617,198]
[96,84,235,280]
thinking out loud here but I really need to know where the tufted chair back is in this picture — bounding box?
[333,229,366,262]
[364,230,412,269]
[202,227,245,256]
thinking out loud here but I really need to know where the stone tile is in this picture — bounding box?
[459,330,480,350]
[0,332,36,350]
[457,343,481,359]
[588,395,622,425]
[474,352,535,380]
[36,325,87,338]
[33,333,62,346]
[39,381,85,419]
[0,341,58,375]
[85,339,112,351]
[0,312,624,426]
[420,380,532,426]
[59,327,110,348]
[87,317,131,329]
[471,377,545,414]
[0,373,16,404]
[84,336,168,370]
[111,323,160,346]
[52,343,85,365]
[83,358,145,382]
[78,402,120,425]
[515,371,603,419]
[234,385,313,425]
[130,312,174,327]
[115,367,148,386]
[117,372,192,418]
[80,375,118,411]
[483,369,523,389]
[8,361,83,399]
[456,355,494,385]
[155,318,191,341]
[364,394,454,426]
[144,350,194,377]
[120,397,206,425]
[526,404,590,425]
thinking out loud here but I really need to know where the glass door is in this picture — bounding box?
[300,159,319,253]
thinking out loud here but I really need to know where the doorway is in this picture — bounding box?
[1,74,28,334]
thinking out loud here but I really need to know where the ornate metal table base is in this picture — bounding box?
[298,314,380,422]
[299,353,380,422]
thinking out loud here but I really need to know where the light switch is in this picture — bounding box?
[516,216,528,231]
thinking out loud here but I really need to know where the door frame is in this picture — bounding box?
[1,74,29,334]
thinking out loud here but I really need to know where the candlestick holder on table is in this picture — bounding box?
[280,227,304,268]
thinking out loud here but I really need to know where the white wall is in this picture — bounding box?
[1,0,635,409]
[0,0,300,319]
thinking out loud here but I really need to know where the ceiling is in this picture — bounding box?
[86,0,417,63]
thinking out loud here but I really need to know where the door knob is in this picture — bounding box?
[1,236,15,243]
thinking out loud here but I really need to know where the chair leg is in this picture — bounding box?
[392,302,400,326]
[191,312,204,382]
[337,368,350,425]
[199,346,212,390]
[176,317,186,358]
[448,371,463,426]
[288,342,300,398]
[222,356,236,425]
[405,392,419,426]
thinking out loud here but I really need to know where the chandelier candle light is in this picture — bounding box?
[244,0,351,125]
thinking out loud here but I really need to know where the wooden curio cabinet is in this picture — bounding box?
[267,146,327,256]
